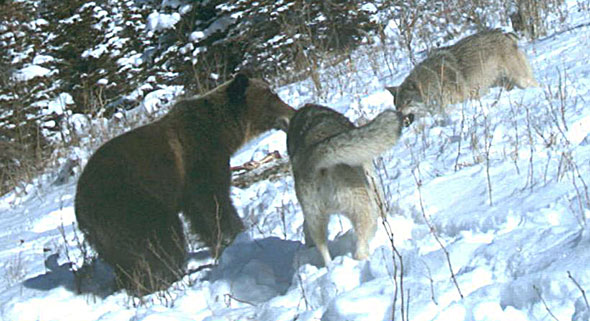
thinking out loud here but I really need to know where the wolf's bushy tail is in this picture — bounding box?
[309,110,403,170]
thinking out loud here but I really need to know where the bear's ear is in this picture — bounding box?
[227,73,250,105]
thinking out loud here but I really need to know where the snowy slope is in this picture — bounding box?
[2,6,590,321]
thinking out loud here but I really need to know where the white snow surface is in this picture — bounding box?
[146,11,181,32]
[11,64,53,82]
[2,9,590,321]
[33,93,74,116]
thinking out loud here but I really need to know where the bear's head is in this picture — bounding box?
[226,73,295,138]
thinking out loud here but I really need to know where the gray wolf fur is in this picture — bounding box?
[75,74,295,296]
[287,104,404,265]
[387,28,539,120]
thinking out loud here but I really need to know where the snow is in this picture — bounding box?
[1,4,590,321]
[29,18,49,28]
[82,44,109,59]
[189,31,205,42]
[12,65,52,82]
[567,115,590,145]
[117,53,144,67]
[140,85,184,115]
[361,3,378,13]
[33,93,74,115]
[146,11,181,33]
[198,16,235,39]
[179,4,193,15]
[32,55,54,65]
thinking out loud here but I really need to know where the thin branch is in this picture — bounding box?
[187,263,216,275]
[296,258,311,311]
[533,285,560,321]
[372,158,406,321]
[523,102,535,191]
[411,168,463,299]
[224,293,256,306]
[421,259,438,305]
[568,271,590,310]
[454,103,466,172]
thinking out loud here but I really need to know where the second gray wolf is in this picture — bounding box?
[287,104,404,266]
[387,28,539,121]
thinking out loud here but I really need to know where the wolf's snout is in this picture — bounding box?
[403,114,415,127]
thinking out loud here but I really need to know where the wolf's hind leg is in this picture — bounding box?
[304,214,332,266]
[348,202,378,261]
[511,51,540,89]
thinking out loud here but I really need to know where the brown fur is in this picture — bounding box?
[387,29,539,120]
[74,74,295,296]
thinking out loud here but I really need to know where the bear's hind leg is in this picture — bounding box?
[93,198,187,296]
[136,211,187,294]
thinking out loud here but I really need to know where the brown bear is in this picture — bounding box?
[74,73,295,296]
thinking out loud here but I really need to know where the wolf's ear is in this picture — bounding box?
[227,73,250,105]
[385,86,398,98]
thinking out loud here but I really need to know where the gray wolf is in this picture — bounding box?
[75,73,295,295]
[287,104,404,265]
[387,29,539,121]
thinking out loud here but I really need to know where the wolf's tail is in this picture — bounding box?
[309,109,404,170]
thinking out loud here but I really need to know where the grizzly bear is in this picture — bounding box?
[74,73,295,295]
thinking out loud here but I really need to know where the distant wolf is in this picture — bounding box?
[387,28,539,122]
[287,104,404,265]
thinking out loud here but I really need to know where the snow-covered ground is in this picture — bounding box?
[2,5,590,321]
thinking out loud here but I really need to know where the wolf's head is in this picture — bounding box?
[386,85,419,127]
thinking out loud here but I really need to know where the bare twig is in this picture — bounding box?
[483,114,494,206]
[411,166,463,299]
[568,271,590,310]
[454,103,466,172]
[480,98,498,206]
[523,102,535,191]
[224,293,256,306]
[277,199,290,240]
[533,284,560,321]
[213,196,222,261]
[421,260,438,305]
[561,152,589,227]
[296,259,311,311]
[187,263,216,275]
[508,97,521,175]
[57,223,81,293]
[372,158,406,321]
